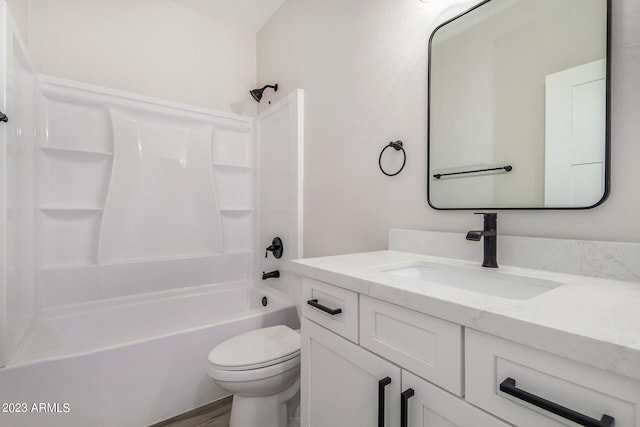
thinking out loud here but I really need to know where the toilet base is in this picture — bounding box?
[229,378,300,427]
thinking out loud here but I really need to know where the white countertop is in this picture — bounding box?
[290,250,640,382]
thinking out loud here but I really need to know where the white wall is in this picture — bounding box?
[27,0,257,114]
[5,0,26,43]
[258,0,640,257]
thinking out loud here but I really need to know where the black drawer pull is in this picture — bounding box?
[378,377,391,427]
[307,299,342,315]
[499,378,615,427]
[400,388,414,427]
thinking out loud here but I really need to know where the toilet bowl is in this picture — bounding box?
[207,325,301,427]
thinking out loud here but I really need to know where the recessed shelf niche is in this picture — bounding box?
[39,147,112,209]
[221,211,253,253]
[211,128,252,167]
[40,96,113,153]
[212,166,253,210]
[39,210,101,268]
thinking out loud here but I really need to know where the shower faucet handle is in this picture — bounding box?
[265,237,283,259]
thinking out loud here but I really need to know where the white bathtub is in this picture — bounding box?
[0,281,299,427]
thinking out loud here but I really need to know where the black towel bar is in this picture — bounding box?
[433,165,512,179]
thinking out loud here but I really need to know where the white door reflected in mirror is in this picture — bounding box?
[544,59,606,207]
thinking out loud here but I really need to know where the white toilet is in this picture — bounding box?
[207,325,301,427]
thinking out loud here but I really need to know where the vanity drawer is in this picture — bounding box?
[302,277,358,343]
[360,295,463,396]
[466,329,640,427]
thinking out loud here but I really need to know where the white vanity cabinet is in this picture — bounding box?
[300,278,510,427]
[299,272,640,427]
[294,235,640,427]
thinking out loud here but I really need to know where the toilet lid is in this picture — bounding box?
[208,325,301,371]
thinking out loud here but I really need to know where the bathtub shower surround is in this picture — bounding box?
[0,78,305,427]
[38,76,255,306]
[0,76,305,425]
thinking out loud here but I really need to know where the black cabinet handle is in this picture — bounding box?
[378,377,391,427]
[499,378,615,427]
[307,299,342,315]
[400,388,414,427]
[0,111,7,123]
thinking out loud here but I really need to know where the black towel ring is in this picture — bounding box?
[379,140,406,177]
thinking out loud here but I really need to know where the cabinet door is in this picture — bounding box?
[402,370,511,427]
[302,318,401,427]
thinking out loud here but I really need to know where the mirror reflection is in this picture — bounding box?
[428,0,609,209]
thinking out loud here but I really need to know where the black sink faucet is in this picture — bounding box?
[466,213,498,268]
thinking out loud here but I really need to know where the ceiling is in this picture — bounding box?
[171,0,286,32]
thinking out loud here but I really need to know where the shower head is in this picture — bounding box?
[250,84,278,102]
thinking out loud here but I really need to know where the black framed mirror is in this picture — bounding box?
[427,0,611,209]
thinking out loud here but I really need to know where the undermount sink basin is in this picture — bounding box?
[381,261,562,300]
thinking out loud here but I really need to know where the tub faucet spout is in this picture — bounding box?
[262,270,280,280]
[466,213,498,268]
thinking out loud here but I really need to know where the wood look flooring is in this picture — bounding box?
[149,396,232,427]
